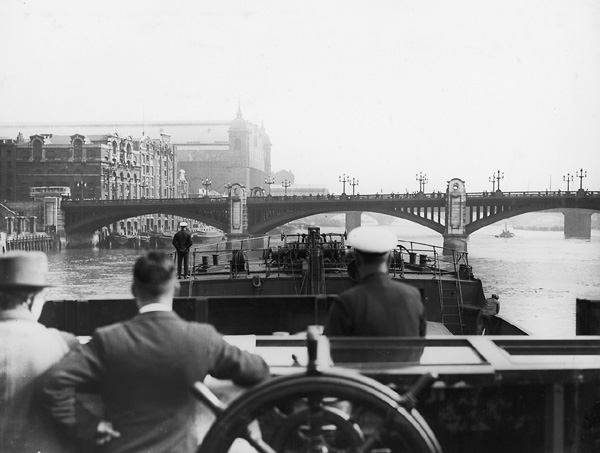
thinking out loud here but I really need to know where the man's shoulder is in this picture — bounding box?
[46,327,79,349]
[92,314,217,344]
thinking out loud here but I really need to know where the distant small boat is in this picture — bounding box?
[149,232,174,249]
[495,223,515,238]
[191,226,225,244]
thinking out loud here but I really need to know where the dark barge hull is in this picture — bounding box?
[38,298,600,453]
[178,272,526,336]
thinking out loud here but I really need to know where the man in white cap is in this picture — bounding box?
[0,251,79,452]
[325,226,427,337]
[172,221,193,278]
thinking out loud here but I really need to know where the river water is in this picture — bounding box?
[43,222,600,337]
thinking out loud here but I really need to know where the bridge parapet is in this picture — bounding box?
[467,190,600,198]
[62,197,229,207]
[247,192,446,203]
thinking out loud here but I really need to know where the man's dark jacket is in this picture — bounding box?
[324,273,427,337]
[42,311,270,452]
[172,229,193,253]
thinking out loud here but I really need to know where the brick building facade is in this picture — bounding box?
[0,132,175,203]
[1,107,274,201]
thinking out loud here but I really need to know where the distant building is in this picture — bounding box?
[0,136,16,201]
[0,132,176,234]
[0,107,274,198]
[273,169,295,184]
[175,107,272,195]
[0,132,175,202]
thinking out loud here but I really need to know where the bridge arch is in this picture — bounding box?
[63,201,229,234]
[248,205,444,235]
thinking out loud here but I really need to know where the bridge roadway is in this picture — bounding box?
[62,189,600,237]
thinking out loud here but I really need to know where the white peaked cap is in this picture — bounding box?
[346,226,398,253]
[180,222,188,227]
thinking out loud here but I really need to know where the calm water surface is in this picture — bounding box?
[44,226,600,337]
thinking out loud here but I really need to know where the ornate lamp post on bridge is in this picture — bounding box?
[491,170,504,192]
[576,168,587,191]
[75,180,87,200]
[201,177,212,197]
[339,174,351,194]
[224,181,232,197]
[282,179,292,196]
[488,173,496,192]
[416,172,428,193]
[349,177,359,196]
[264,176,275,195]
[563,173,573,192]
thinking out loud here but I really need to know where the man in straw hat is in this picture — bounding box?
[325,226,427,337]
[42,251,269,452]
[172,221,193,278]
[0,251,79,453]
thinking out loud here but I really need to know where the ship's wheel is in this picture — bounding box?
[193,331,442,453]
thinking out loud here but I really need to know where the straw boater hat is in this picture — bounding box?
[346,226,398,254]
[0,251,50,288]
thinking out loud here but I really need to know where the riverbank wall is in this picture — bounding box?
[1,232,61,253]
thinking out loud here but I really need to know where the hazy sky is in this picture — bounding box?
[2,0,599,194]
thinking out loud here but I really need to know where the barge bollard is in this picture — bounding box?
[576,299,600,335]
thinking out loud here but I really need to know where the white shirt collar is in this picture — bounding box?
[138,303,172,314]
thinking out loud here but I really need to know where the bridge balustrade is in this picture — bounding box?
[248,192,445,202]
[469,190,600,198]
[62,197,230,207]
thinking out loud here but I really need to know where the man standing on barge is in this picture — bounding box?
[42,251,269,452]
[477,293,500,335]
[173,221,193,278]
[324,226,427,337]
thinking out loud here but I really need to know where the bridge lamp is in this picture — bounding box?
[339,174,351,194]
[202,178,212,197]
[490,170,504,192]
[563,173,573,192]
[75,181,87,200]
[416,172,428,193]
[576,168,587,190]
[488,174,497,192]
[264,176,275,195]
[350,177,359,196]
[282,179,292,196]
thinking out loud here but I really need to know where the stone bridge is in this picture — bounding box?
[61,178,600,251]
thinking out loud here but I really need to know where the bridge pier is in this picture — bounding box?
[564,210,592,239]
[444,178,469,254]
[345,211,361,233]
[443,234,468,253]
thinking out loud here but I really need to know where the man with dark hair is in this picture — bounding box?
[0,251,79,453]
[324,226,427,337]
[172,221,193,278]
[43,251,270,452]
